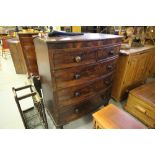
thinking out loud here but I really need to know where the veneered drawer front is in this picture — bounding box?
[55,57,118,89]
[59,100,101,124]
[58,88,112,124]
[97,45,120,61]
[53,48,97,69]
[57,74,113,108]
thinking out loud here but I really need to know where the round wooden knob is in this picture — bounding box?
[107,65,113,70]
[75,56,81,63]
[75,73,81,79]
[74,91,80,97]
[109,51,115,55]
[75,108,79,113]
[104,80,111,85]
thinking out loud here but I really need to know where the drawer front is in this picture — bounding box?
[58,89,111,124]
[125,94,155,128]
[97,45,120,61]
[55,57,118,89]
[53,48,97,69]
[57,74,113,107]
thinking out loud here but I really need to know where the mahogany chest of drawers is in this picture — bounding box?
[33,33,122,128]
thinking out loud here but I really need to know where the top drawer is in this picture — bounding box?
[53,45,120,70]
[53,48,97,70]
[97,45,120,61]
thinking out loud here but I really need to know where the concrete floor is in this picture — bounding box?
[0,48,125,129]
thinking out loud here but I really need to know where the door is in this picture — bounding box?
[123,52,148,87]
[147,51,155,77]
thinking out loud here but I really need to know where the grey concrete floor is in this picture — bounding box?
[0,48,125,129]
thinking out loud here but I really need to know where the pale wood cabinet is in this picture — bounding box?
[8,38,27,74]
[147,50,155,77]
[112,45,155,101]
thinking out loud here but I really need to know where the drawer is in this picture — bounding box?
[125,94,155,128]
[53,48,97,69]
[57,74,113,107]
[58,88,112,124]
[127,94,155,120]
[97,45,120,61]
[59,97,104,124]
[55,57,118,89]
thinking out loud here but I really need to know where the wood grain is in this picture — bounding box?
[112,46,155,101]
[125,81,155,128]
[18,32,39,75]
[34,33,122,127]
[93,104,147,129]
[8,39,27,74]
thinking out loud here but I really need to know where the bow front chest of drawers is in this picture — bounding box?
[34,33,122,128]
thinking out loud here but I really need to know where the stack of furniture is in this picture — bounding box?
[34,33,122,128]
[112,45,155,101]
[93,104,147,129]
[8,38,27,74]
[125,81,155,128]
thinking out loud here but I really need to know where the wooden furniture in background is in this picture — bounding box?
[18,32,39,75]
[1,36,14,58]
[112,45,155,101]
[125,81,155,128]
[0,33,8,39]
[93,104,147,129]
[34,33,122,128]
[147,50,155,77]
[8,38,27,74]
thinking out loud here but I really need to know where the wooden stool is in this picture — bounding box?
[92,104,147,129]
[125,81,155,128]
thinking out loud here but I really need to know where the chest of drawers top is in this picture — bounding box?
[35,33,122,70]
[39,33,122,46]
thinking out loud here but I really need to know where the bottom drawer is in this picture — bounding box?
[58,88,111,125]
[125,94,155,128]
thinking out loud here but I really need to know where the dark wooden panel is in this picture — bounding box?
[97,45,120,61]
[53,47,97,69]
[55,57,118,89]
[57,74,113,108]
[34,33,122,127]
[58,88,112,125]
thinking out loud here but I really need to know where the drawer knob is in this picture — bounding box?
[104,80,111,85]
[109,51,115,55]
[107,65,113,70]
[74,91,80,97]
[75,56,81,63]
[75,108,79,113]
[75,73,81,79]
